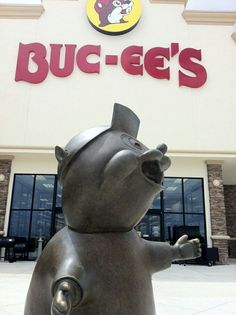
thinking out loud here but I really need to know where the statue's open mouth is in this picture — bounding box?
[141,160,163,185]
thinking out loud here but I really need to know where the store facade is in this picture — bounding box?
[0,0,236,264]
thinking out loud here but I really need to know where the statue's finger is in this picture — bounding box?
[176,234,188,245]
[190,238,200,244]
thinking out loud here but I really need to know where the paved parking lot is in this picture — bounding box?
[0,260,236,315]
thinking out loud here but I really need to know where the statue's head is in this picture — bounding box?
[55,103,171,233]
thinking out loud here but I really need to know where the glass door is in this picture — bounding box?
[52,184,65,234]
[136,213,162,241]
[28,175,55,259]
[136,192,163,241]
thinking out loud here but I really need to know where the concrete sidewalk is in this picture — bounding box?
[0,260,235,315]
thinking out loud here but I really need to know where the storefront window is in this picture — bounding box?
[163,178,183,212]
[55,211,65,233]
[150,193,161,209]
[33,175,55,210]
[183,178,204,213]
[12,175,34,209]
[137,177,206,243]
[164,213,184,241]
[185,214,205,236]
[30,211,52,238]
[56,184,62,208]
[8,174,62,259]
[136,214,161,241]
[9,175,206,259]
[8,210,30,238]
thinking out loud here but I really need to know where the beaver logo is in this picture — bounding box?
[94,0,134,27]
[86,0,142,35]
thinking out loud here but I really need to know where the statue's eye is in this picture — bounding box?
[129,138,142,150]
[121,134,144,151]
[113,0,121,6]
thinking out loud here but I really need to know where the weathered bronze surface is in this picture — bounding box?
[24,103,201,315]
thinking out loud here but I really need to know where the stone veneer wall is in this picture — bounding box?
[0,159,12,233]
[224,185,236,258]
[207,162,229,264]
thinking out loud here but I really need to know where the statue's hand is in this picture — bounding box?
[51,279,82,315]
[172,235,202,261]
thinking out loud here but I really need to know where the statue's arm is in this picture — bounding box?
[144,240,172,273]
[144,235,201,274]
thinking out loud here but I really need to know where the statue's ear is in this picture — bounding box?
[111,103,140,138]
[55,146,66,163]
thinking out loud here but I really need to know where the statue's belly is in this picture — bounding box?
[72,232,156,315]
[73,264,156,315]
[25,229,156,315]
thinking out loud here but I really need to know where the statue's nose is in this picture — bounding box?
[139,149,163,162]
[138,144,171,172]
[156,143,168,155]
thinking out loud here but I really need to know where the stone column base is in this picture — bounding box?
[211,236,229,264]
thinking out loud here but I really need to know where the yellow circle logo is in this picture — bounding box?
[86,0,142,35]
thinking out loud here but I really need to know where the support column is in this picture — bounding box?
[0,156,13,234]
[224,185,236,258]
[206,160,229,264]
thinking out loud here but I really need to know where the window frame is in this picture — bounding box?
[8,173,59,241]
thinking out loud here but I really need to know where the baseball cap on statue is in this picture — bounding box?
[55,103,140,185]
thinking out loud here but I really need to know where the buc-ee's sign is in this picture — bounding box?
[15,42,207,88]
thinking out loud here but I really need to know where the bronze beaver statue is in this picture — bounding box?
[24,103,201,315]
